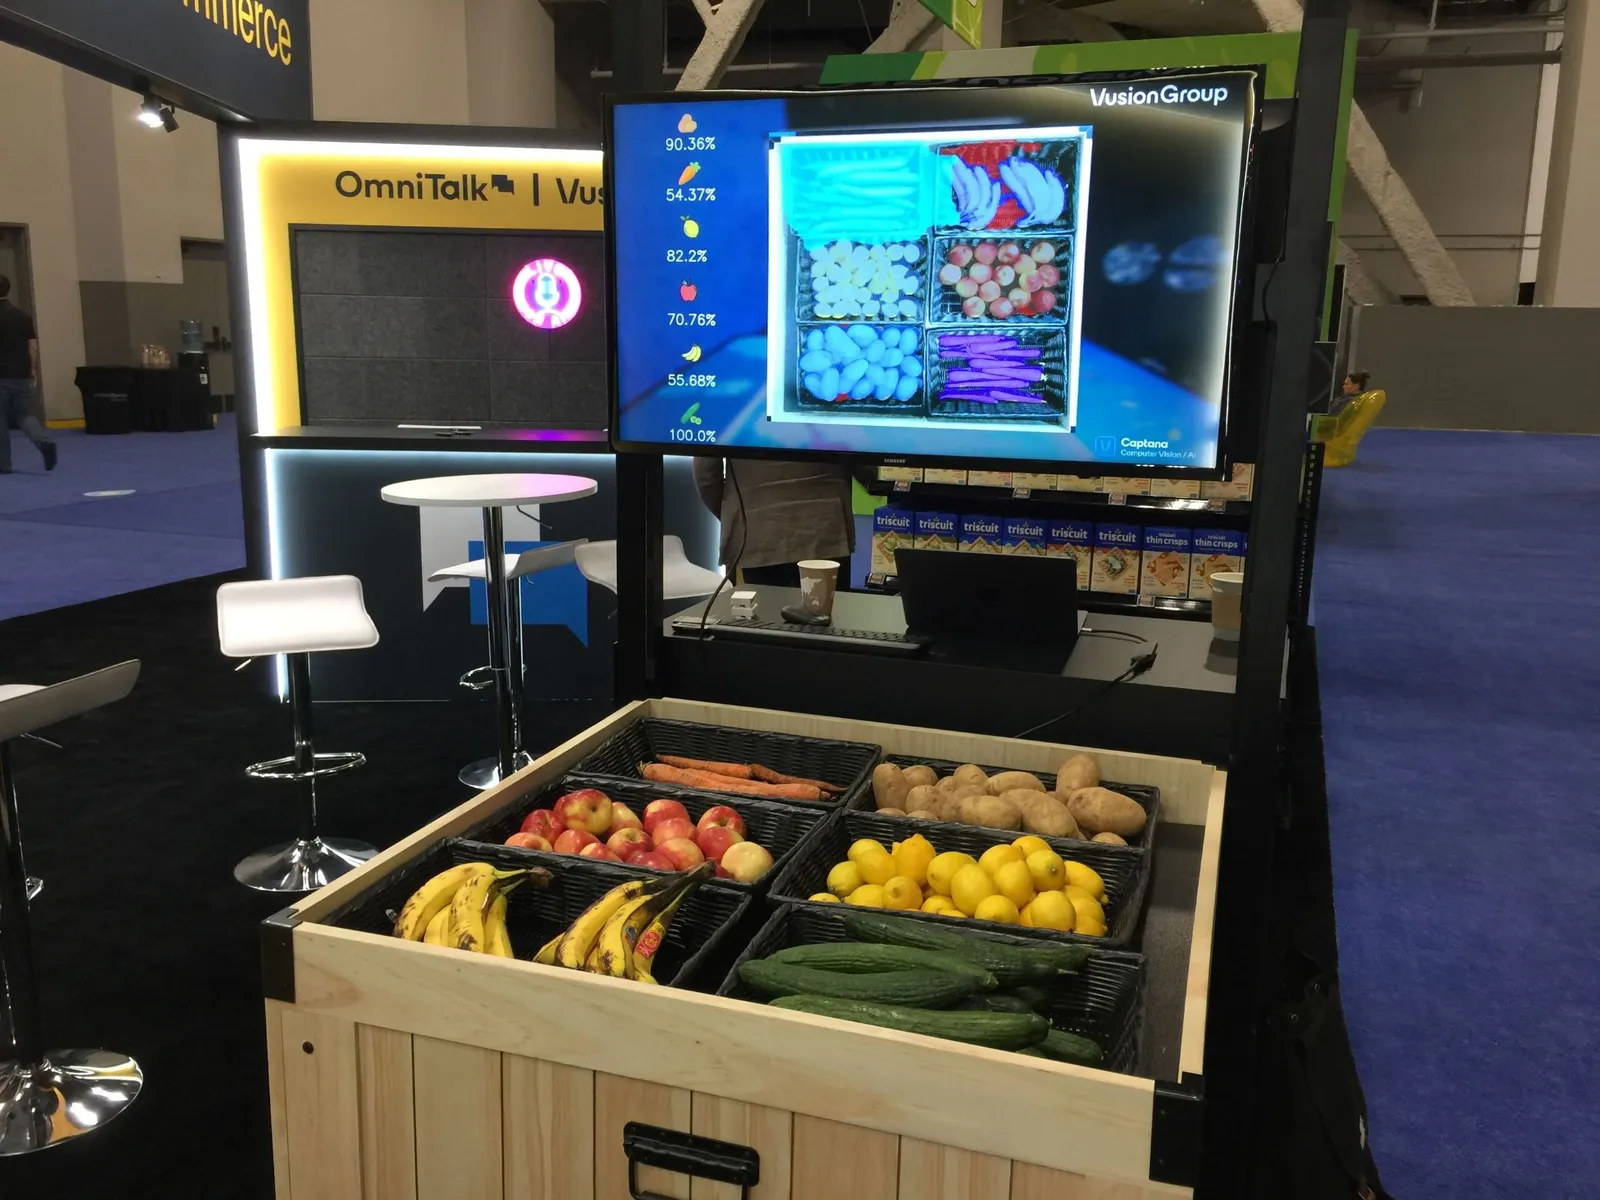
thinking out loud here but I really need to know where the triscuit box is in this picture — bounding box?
[1140,526,1192,598]
[1148,478,1201,498]
[1201,463,1254,501]
[967,470,1013,489]
[878,465,923,484]
[924,468,968,485]
[1001,517,1048,556]
[871,508,915,575]
[1054,474,1101,492]
[1046,519,1092,590]
[959,514,1004,554]
[1189,528,1244,600]
[1011,472,1057,491]
[1099,476,1151,496]
[1091,523,1141,594]
[914,511,959,552]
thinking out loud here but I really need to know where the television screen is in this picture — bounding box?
[606,70,1256,473]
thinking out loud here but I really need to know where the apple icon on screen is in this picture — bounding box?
[680,281,697,302]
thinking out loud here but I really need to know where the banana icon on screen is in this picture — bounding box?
[683,345,702,362]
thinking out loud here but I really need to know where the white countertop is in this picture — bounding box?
[380,473,598,508]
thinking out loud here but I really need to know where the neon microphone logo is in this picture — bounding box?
[512,258,582,329]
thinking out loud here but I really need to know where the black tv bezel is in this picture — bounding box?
[602,67,1266,481]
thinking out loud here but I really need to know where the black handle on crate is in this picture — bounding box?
[623,1122,760,1199]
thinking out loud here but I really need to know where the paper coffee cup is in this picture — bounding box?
[797,559,839,619]
[1209,571,1244,641]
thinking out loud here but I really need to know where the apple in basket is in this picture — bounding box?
[696,806,747,839]
[631,849,676,872]
[650,817,696,848]
[579,843,621,862]
[608,803,644,835]
[643,799,691,835]
[606,828,650,861]
[519,809,561,843]
[721,842,774,883]
[552,829,600,855]
[696,825,744,866]
[504,832,552,852]
[656,838,706,871]
[554,789,613,835]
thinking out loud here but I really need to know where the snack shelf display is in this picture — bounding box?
[263,697,1225,1199]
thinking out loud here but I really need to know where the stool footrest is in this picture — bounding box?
[458,665,495,691]
[246,751,365,781]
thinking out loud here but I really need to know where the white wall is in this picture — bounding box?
[466,0,557,128]
[309,0,471,122]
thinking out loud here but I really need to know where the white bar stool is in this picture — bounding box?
[0,687,43,903]
[576,535,724,599]
[217,575,380,893]
[0,661,142,1155]
[428,540,587,789]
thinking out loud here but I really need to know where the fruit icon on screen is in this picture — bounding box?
[678,113,697,133]
[683,344,702,362]
[678,162,701,186]
[680,281,697,302]
[682,217,700,239]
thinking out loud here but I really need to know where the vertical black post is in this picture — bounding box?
[1201,2,1350,1194]
[615,454,665,702]
[481,506,519,779]
[0,743,43,1064]
[286,653,319,842]
[611,0,667,93]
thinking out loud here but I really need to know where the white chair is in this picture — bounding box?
[0,686,43,902]
[428,540,586,789]
[576,535,723,600]
[0,661,142,1155]
[216,576,380,893]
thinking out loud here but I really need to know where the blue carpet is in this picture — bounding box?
[1315,429,1600,1200]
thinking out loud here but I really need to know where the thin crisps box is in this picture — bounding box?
[1148,478,1201,498]
[1140,526,1192,598]
[1046,519,1092,590]
[1054,474,1101,492]
[1201,463,1254,501]
[967,470,1013,489]
[870,508,914,576]
[1011,472,1057,491]
[878,465,923,484]
[914,511,958,552]
[959,514,1003,554]
[1002,517,1047,556]
[1190,528,1244,600]
[1100,476,1151,496]
[1091,523,1141,593]
[924,468,968,485]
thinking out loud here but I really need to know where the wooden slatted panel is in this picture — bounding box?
[264,1001,292,1200]
[1011,1162,1190,1199]
[357,1025,417,1200]
[594,1072,692,1200]
[413,1036,503,1200]
[790,1116,898,1200]
[1179,771,1229,1077]
[503,1056,595,1200]
[279,1007,362,1200]
[899,1138,1011,1200]
[690,1095,792,1200]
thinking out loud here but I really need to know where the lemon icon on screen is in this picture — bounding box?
[682,217,700,239]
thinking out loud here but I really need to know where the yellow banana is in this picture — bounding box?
[422,906,452,946]
[484,893,513,958]
[594,893,658,977]
[393,863,491,940]
[629,890,687,980]
[452,871,498,952]
[533,931,562,966]
[556,878,661,970]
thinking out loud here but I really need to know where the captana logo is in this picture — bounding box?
[1121,438,1170,450]
[1090,83,1230,107]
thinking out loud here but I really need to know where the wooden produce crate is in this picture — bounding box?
[263,698,1225,1200]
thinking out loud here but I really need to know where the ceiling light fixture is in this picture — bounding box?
[138,95,178,132]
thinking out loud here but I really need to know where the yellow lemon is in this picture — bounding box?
[846,884,886,907]
[993,860,1036,909]
[848,838,888,866]
[892,834,937,887]
[921,895,956,916]
[882,875,922,910]
[1076,918,1108,938]
[826,861,864,898]
[974,895,1021,925]
[682,217,700,238]
[1012,834,1052,859]
[978,844,1025,877]
[856,849,897,886]
[809,892,841,904]
[1063,861,1107,901]
[927,851,975,897]
[950,864,997,916]
[1065,886,1106,928]
[1027,890,1076,932]
[1018,900,1036,927]
[1026,849,1066,892]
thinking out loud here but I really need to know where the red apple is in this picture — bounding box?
[680,281,697,302]
[552,828,600,855]
[519,809,560,842]
[580,843,621,862]
[695,806,746,839]
[505,832,553,851]
[606,828,650,860]
[696,825,745,865]
[608,803,643,835]
[643,799,690,835]
[631,849,676,872]
[721,841,774,883]
[650,817,695,848]
[553,789,612,835]
[716,864,733,878]
[657,837,706,871]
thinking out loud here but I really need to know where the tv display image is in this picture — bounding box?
[607,71,1256,472]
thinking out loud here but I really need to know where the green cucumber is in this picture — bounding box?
[738,960,976,1008]
[955,994,1037,1015]
[770,995,1048,1050]
[1009,985,1053,1014]
[839,912,1090,986]
[768,943,997,989]
[1025,1029,1105,1067]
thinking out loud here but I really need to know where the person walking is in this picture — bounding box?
[694,458,855,587]
[0,273,56,473]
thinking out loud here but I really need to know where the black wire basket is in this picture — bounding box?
[318,839,749,989]
[769,809,1150,948]
[715,904,1144,1074]
[456,774,833,895]
[573,718,880,809]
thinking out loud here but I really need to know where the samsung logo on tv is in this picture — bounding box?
[1090,84,1230,108]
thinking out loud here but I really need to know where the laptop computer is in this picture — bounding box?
[893,548,1083,673]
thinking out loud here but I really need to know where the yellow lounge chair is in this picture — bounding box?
[1312,388,1387,467]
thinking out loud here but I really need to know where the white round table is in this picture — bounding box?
[382,474,598,787]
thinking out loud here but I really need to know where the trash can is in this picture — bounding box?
[75,366,136,435]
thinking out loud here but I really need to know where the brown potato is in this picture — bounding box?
[876,807,906,817]
[872,762,910,811]
[1054,754,1100,797]
[902,765,939,789]
[987,770,1045,796]
[1092,832,1128,846]
[958,792,1023,831]
[1066,787,1147,837]
[906,809,939,821]
[905,784,939,814]
[932,793,965,822]
[934,775,962,796]
[1018,794,1079,838]
[951,763,989,789]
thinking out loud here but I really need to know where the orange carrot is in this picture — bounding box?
[639,763,825,802]
[749,764,842,793]
[656,754,754,779]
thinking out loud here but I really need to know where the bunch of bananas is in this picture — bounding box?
[392,861,551,957]
[533,862,712,985]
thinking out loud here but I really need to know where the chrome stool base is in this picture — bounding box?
[0,1049,143,1156]
[234,836,377,893]
[246,750,366,781]
[25,877,39,900]
[459,750,532,790]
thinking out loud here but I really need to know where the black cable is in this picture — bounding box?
[1078,628,1150,644]
[698,462,747,636]
[517,505,557,536]
[1011,646,1159,741]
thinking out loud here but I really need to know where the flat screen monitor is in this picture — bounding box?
[606,69,1257,474]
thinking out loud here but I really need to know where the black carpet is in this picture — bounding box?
[0,573,611,1197]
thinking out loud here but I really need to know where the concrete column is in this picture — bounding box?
[465,0,557,127]
[309,0,471,123]
[1536,0,1600,305]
